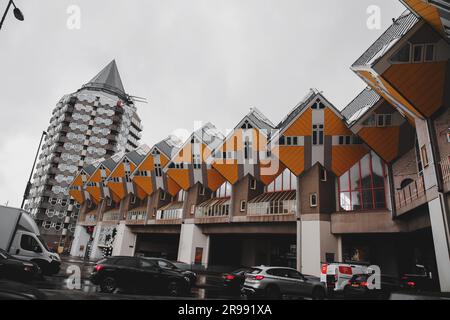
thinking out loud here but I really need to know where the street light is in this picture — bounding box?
[21,131,47,210]
[0,0,24,30]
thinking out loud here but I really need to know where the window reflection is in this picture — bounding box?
[338,152,386,211]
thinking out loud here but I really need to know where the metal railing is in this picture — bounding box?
[247,199,297,216]
[395,175,426,209]
[195,203,230,218]
[441,156,450,184]
[84,214,97,224]
[102,210,121,221]
[127,209,148,221]
[156,208,183,220]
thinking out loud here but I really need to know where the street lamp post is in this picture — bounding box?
[21,131,47,210]
[0,0,24,30]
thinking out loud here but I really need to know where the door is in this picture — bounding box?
[266,268,295,294]
[288,270,312,296]
[13,233,43,261]
[114,258,140,291]
[139,259,162,293]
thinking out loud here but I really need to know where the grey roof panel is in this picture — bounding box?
[342,87,382,125]
[352,11,419,68]
[276,89,320,130]
[82,60,126,97]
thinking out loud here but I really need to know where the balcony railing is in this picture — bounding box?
[395,175,426,209]
[83,214,97,224]
[102,210,121,221]
[156,202,183,220]
[127,209,148,221]
[441,156,450,184]
[247,191,297,216]
[195,198,230,218]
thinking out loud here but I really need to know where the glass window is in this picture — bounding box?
[20,235,41,252]
[338,152,386,211]
[413,45,423,63]
[425,45,434,62]
[391,43,411,63]
[116,258,138,268]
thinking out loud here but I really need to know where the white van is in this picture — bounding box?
[320,263,369,294]
[0,205,61,275]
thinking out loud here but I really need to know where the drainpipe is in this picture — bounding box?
[387,164,397,219]
[296,175,302,273]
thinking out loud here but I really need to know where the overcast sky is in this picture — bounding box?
[0,0,405,207]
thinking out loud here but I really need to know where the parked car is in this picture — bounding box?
[242,266,326,300]
[0,280,47,300]
[0,249,41,282]
[223,268,253,293]
[90,256,191,296]
[320,262,370,294]
[400,265,438,292]
[144,258,197,286]
[343,274,400,300]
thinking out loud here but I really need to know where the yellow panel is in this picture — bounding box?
[167,169,190,190]
[325,108,352,136]
[207,168,226,191]
[404,0,445,34]
[284,108,312,136]
[383,62,447,117]
[212,161,239,184]
[357,70,420,124]
[260,161,285,186]
[167,176,182,196]
[358,127,401,163]
[279,146,305,176]
[332,146,369,177]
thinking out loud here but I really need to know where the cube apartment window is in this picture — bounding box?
[240,200,247,212]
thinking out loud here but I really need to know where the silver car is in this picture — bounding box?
[242,266,326,300]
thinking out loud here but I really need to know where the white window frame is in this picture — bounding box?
[250,178,257,190]
[310,193,318,208]
[240,200,247,212]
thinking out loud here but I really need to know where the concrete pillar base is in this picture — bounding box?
[178,224,209,267]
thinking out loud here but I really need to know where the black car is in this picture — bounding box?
[343,274,400,300]
[90,256,191,296]
[0,249,40,282]
[400,265,438,292]
[145,258,197,286]
[0,280,47,300]
[223,268,252,293]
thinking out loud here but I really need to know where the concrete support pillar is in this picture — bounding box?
[296,176,302,272]
[177,223,209,267]
[301,217,339,277]
[70,225,90,258]
[429,194,450,292]
[112,222,137,257]
[89,224,104,260]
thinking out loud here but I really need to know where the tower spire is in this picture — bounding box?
[83,60,126,98]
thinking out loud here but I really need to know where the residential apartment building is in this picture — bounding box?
[25,60,143,251]
[69,1,450,292]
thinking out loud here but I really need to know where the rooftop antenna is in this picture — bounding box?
[130,95,148,104]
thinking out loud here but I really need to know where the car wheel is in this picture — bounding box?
[168,280,182,297]
[343,285,352,299]
[100,277,117,294]
[265,285,282,300]
[312,287,326,300]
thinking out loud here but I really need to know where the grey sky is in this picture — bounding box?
[0,0,405,207]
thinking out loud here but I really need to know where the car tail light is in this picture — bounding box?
[254,275,265,281]
[360,282,368,287]
[225,275,235,280]
[407,281,416,288]
[321,264,328,274]
[339,266,353,275]
[94,265,104,272]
